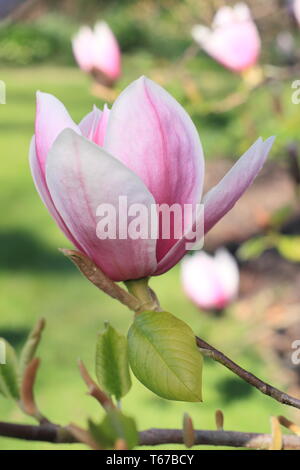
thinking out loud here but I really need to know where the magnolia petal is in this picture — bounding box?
[78,106,101,139]
[193,4,260,72]
[104,76,204,261]
[206,22,261,72]
[29,136,83,251]
[191,25,212,46]
[46,129,158,281]
[214,248,239,301]
[72,26,94,72]
[203,136,275,233]
[294,0,300,26]
[92,22,121,80]
[181,249,239,310]
[234,3,252,22]
[155,137,274,276]
[213,6,235,27]
[181,252,226,310]
[79,104,110,146]
[35,91,80,173]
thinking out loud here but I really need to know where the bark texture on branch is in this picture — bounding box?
[139,428,300,449]
[196,336,300,410]
[0,421,300,449]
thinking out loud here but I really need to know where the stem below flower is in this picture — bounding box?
[124,278,160,313]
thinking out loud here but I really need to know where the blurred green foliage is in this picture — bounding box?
[0,0,293,65]
[0,23,61,65]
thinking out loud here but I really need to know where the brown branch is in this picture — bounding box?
[196,336,300,410]
[138,428,300,450]
[0,421,300,449]
[0,421,75,443]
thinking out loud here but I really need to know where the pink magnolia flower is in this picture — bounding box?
[191,3,261,73]
[30,76,274,282]
[72,21,121,84]
[181,249,239,310]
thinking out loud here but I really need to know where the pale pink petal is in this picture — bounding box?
[46,129,158,281]
[213,6,235,27]
[79,104,110,146]
[214,249,239,301]
[205,22,261,72]
[155,137,274,276]
[234,3,252,22]
[294,0,300,25]
[35,91,80,174]
[191,26,211,46]
[92,22,121,80]
[192,4,260,72]
[203,137,275,233]
[104,76,204,261]
[79,106,101,139]
[72,26,94,72]
[181,252,227,309]
[29,136,83,251]
[181,249,239,310]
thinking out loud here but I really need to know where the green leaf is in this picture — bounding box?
[95,323,131,400]
[237,236,269,261]
[88,409,138,449]
[0,339,20,400]
[270,205,293,229]
[127,311,203,402]
[276,235,300,262]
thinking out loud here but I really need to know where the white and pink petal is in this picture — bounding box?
[104,76,205,261]
[35,91,80,173]
[45,129,158,281]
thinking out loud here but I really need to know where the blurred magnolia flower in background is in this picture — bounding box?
[72,21,121,86]
[181,249,240,311]
[191,3,261,73]
[292,0,300,25]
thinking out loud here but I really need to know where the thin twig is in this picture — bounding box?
[67,423,102,450]
[196,336,300,410]
[78,360,115,410]
[0,421,300,449]
[278,416,300,436]
[139,428,300,449]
